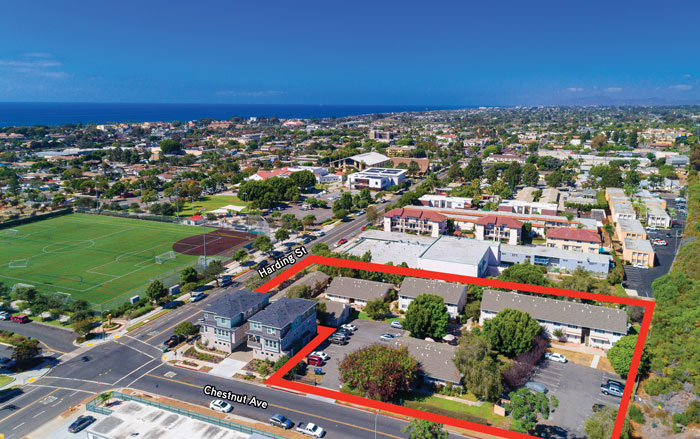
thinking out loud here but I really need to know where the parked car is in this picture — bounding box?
[390,320,402,329]
[310,351,330,361]
[633,264,649,269]
[379,333,395,341]
[544,352,568,363]
[68,415,96,433]
[605,379,625,389]
[307,355,323,366]
[335,238,348,247]
[525,381,548,394]
[209,399,233,413]
[600,383,624,397]
[672,220,681,227]
[335,328,351,336]
[328,336,346,345]
[316,231,325,237]
[297,422,325,437]
[0,311,10,320]
[269,413,293,429]
[10,314,29,324]
[163,334,185,348]
[189,291,205,302]
[653,239,668,246]
[340,324,357,332]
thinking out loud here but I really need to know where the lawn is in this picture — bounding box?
[0,375,13,387]
[0,213,212,307]
[177,195,246,217]
[402,392,511,429]
[357,312,404,325]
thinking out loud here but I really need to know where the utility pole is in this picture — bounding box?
[199,208,207,268]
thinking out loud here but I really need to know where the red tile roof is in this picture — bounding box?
[383,208,447,223]
[546,227,601,243]
[475,215,523,229]
[256,167,292,180]
[189,215,204,220]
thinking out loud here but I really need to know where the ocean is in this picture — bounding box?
[0,102,461,127]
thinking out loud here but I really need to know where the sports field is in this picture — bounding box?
[0,214,214,306]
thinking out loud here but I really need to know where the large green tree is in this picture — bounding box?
[521,163,539,187]
[403,294,449,339]
[252,235,273,253]
[452,332,503,401]
[364,298,389,320]
[483,308,542,357]
[145,280,167,302]
[508,387,551,432]
[584,406,630,439]
[12,338,40,366]
[180,266,199,284]
[289,170,316,189]
[498,261,550,286]
[338,344,418,402]
[463,157,483,182]
[608,334,649,378]
[401,419,448,439]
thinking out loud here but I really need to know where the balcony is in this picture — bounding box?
[247,336,261,348]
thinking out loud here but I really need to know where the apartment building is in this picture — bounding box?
[615,218,647,241]
[545,227,602,253]
[498,200,558,215]
[623,238,655,267]
[201,291,269,353]
[246,298,317,361]
[398,278,467,319]
[646,205,671,228]
[474,215,522,245]
[324,277,393,309]
[418,194,471,209]
[479,290,627,350]
[383,207,447,237]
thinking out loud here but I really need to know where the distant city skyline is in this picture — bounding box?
[1,0,699,106]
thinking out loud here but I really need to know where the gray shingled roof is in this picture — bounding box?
[325,277,392,301]
[203,290,267,320]
[481,289,627,334]
[398,277,467,305]
[248,297,316,329]
[386,337,460,384]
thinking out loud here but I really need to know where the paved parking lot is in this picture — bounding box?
[532,360,623,437]
[312,319,407,391]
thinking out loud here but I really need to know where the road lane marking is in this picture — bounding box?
[32,410,45,418]
[0,389,59,424]
[126,363,163,388]
[37,340,67,355]
[112,358,157,386]
[143,374,404,439]
[144,310,202,343]
[12,422,24,430]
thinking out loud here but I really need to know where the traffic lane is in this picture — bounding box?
[0,320,76,354]
[132,363,466,439]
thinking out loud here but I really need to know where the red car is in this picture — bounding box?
[335,238,348,247]
[307,355,324,366]
[10,315,29,324]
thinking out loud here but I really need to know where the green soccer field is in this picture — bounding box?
[0,213,211,307]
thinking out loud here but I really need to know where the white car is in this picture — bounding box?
[544,352,568,363]
[340,324,357,332]
[633,264,649,269]
[209,399,233,413]
[310,351,330,361]
[390,320,402,329]
[379,333,394,341]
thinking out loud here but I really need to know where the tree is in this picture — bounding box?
[448,162,463,181]
[498,261,550,286]
[558,266,597,293]
[334,208,348,220]
[521,163,539,187]
[72,319,95,337]
[401,419,448,439]
[204,260,224,285]
[273,354,307,379]
[145,280,167,302]
[233,249,248,262]
[174,321,199,338]
[403,294,449,339]
[98,391,113,407]
[483,308,542,357]
[289,170,316,190]
[584,406,630,439]
[287,284,311,299]
[12,338,40,366]
[407,161,421,176]
[364,298,389,320]
[366,205,378,224]
[252,235,273,253]
[463,157,483,182]
[627,130,638,147]
[274,228,290,241]
[302,214,316,230]
[508,387,551,432]
[608,334,649,377]
[180,266,199,284]
[545,169,564,188]
[159,139,182,155]
[591,133,608,149]
[338,344,419,401]
[502,162,522,188]
[452,332,503,401]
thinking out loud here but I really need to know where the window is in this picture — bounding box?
[267,327,276,335]
[250,322,261,330]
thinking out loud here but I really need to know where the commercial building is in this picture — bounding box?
[324,277,393,309]
[390,157,430,175]
[474,215,522,245]
[343,230,501,278]
[418,194,471,209]
[201,291,269,353]
[479,290,627,350]
[246,298,317,361]
[383,207,447,237]
[623,238,655,267]
[333,152,391,170]
[398,277,468,318]
[346,167,407,190]
[545,227,602,254]
[500,244,612,276]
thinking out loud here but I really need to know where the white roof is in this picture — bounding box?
[349,152,390,166]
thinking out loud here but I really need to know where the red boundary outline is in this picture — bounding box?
[256,255,655,439]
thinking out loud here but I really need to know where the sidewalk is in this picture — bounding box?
[0,359,53,390]
[551,340,607,356]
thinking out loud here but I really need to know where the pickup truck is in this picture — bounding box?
[296,422,325,437]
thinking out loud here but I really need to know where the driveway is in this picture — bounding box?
[531,360,624,438]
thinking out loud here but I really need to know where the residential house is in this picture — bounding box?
[200,291,269,353]
[246,298,317,361]
[479,290,627,350]
[398,278,467,319]
[324,277,393,309]
[317,299,351,327]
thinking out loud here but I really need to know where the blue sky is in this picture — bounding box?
[1,0,699,106]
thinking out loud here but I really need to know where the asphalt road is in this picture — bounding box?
[0,320,77,355]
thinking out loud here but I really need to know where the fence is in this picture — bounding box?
[74,207,180,224]
[0,208,73,230]
[86,392,288,439]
